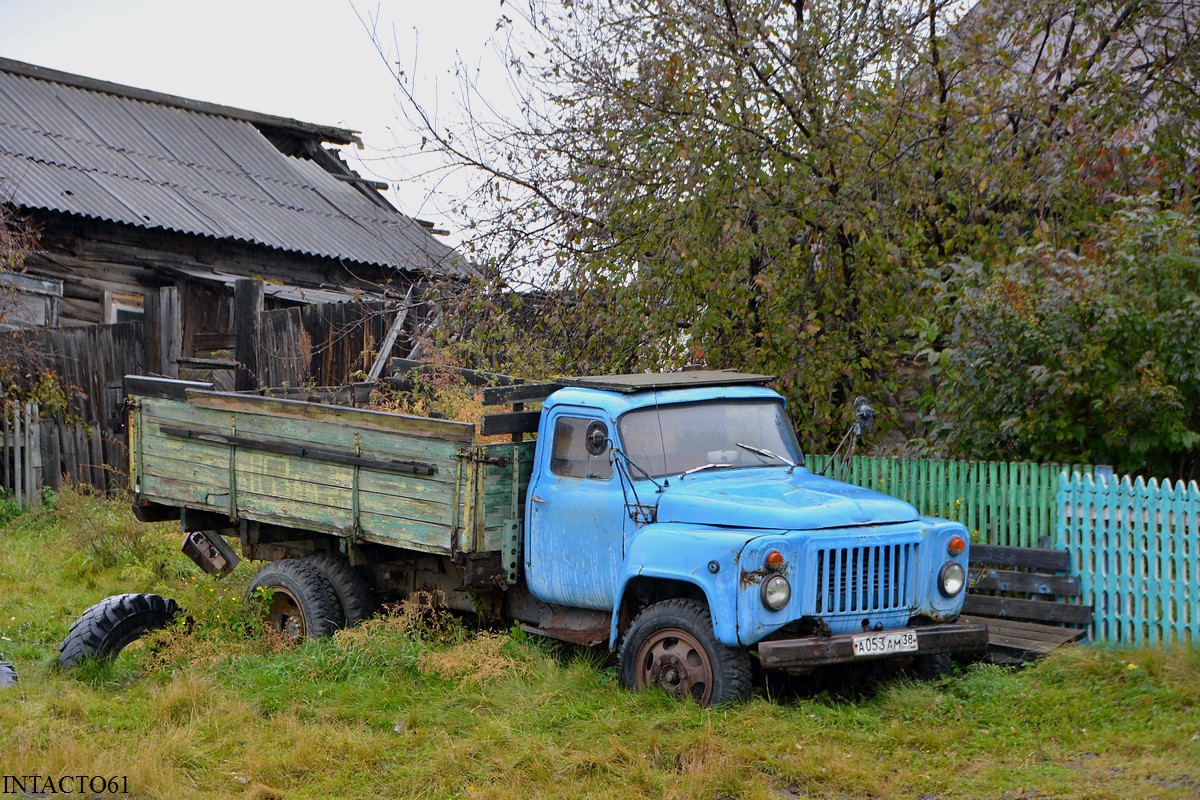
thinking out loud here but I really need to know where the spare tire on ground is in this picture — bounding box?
[0,660,17,687]
[57,593,181,669]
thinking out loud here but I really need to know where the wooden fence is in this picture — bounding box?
[805,455,1093,548]
[1059,473,1200,646]
[1,402,42,506]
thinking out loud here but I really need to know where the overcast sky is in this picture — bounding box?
[0,0,510,238]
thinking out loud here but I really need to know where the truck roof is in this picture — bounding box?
[555,371,775,393]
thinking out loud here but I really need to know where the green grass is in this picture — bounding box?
[1,489,1198,799]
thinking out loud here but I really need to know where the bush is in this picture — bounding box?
[933,197,1200,478]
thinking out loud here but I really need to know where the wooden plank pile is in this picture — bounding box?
[960,544,1093,664]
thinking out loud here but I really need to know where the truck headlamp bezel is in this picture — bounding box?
[761,574,792,610]
[938,561,967,597]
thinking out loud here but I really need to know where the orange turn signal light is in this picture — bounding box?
[948,536,967,557]
[766,550,785,570]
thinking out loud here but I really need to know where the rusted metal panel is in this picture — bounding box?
[756,623,989,670]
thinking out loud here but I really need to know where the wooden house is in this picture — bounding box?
[0,56,474,495]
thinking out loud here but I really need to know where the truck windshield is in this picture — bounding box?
[617,399,803,479]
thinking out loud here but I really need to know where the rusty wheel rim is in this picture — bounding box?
[266,588,306,640]
[634,627,714,704]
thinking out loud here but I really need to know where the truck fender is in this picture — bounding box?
[609,523,764,648]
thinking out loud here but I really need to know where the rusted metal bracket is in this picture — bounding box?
[181,529,241,579]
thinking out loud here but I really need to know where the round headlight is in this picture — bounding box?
[761,574,791,610]
[939,561,967,597]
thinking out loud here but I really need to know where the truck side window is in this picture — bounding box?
[550,417,613,479]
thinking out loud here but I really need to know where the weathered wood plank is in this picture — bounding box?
[140,430,231,468]
[162,424,439,477]
[141,452,229,487]
[183,391,475,442]
[960,615,1086,640]
[357,469,458,506]
[962,594,1094,625]
[141,474,230,510]
[233,279,263,390]
[970,544,1071,572]
[140,398,466,465]
[358,489,455,528]
[126,375,215,401]
[481,383,561,406]
[357,511,454,551]
[969,568,1082,596]
[233,488,355,531]
[481,411,542,437]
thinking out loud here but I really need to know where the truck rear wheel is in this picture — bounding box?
[56,593,181,669]
[247,560,342,641]
[618,598,751,706]
[300,552,373,626]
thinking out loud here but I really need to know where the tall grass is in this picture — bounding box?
[1,490,1197,799]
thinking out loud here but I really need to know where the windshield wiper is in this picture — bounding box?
[678,462,733,479]
[736,442,798,474]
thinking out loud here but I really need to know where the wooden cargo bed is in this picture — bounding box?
[130,386,534,557]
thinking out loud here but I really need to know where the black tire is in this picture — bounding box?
[0,660,17,688]
[57,593,181,669]
[246,559,342,641]
[300,552,373,626]
[618,598,752,706]
[913,653,953,681]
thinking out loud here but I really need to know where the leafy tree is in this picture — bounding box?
[0,204,73,416]
[384,0,1199,456]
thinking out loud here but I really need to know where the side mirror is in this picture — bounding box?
[854,397,875,434]
[585,421,609,456]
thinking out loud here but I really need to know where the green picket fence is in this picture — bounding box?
[805,454,1093,548]
[1059,473,1200,646]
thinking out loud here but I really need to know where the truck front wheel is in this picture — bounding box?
[247,560,342,641]
[618,599,751,706]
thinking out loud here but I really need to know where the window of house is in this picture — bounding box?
[103,291,144,323]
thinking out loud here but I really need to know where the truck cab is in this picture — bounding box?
[520,372,986,704]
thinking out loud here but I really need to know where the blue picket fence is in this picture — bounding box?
[1058,473,1200,646]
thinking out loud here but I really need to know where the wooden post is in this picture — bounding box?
[144,285,181,378]
[233,279,264,391]
[26,402,41,505]
[367,286,415,380]
[1,405,8,491]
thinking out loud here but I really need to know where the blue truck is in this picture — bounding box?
[128,370,987,705]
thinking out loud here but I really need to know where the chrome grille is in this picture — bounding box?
[814,543,917,614]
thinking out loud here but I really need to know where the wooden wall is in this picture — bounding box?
[256,301,398,388]
[1,321,144,493]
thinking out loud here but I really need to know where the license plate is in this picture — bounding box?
[852,629,918,657]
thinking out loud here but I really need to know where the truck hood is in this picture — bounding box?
[654,468,919,531]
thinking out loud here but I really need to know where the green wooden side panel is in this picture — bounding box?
[132,395,499,555]
[140,399,464,467]
[478,441,536,552]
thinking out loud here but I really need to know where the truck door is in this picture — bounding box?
[525,410,628,610]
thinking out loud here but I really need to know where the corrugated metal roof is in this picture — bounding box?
[0,58,473,279]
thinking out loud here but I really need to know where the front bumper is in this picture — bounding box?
[756,622,989,670]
